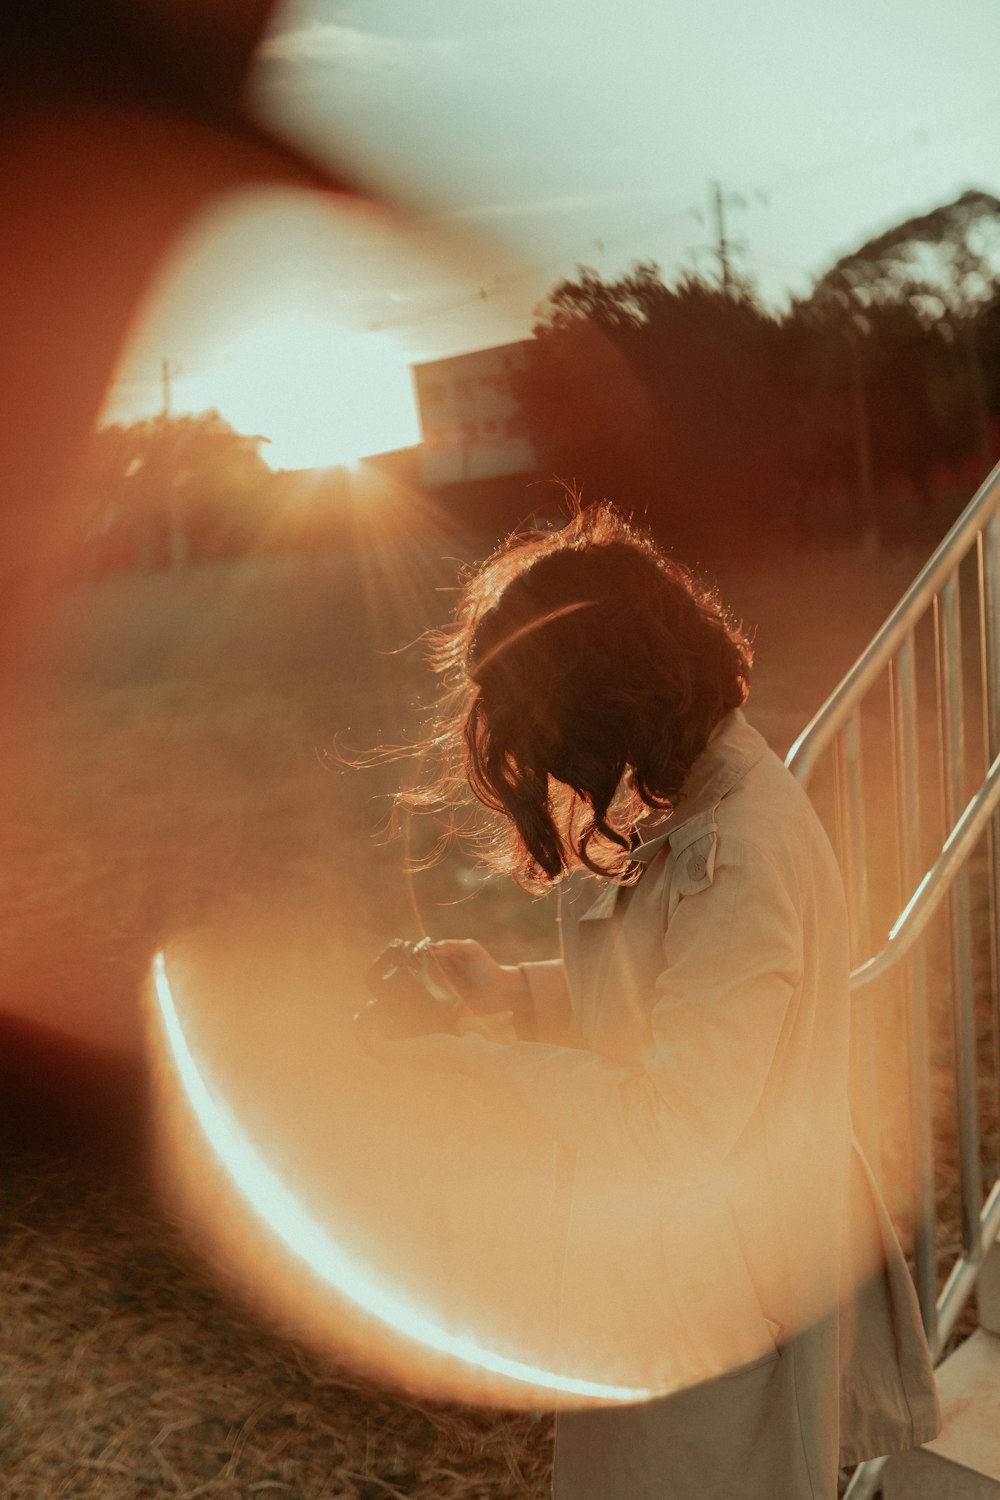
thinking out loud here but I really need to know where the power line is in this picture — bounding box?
[371,94,1000,335]
[755,94,1000,200]
[366,204,698,334]
[107,93,1000,357]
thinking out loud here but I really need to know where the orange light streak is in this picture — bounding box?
[150,951,655,1404]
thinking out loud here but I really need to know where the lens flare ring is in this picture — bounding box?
[150,951,654,1404]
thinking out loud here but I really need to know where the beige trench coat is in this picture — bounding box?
[381,709,940,1498]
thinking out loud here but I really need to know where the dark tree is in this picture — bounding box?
[814,190,1000,484]
[78,411,274,570]
[514,264,798,551]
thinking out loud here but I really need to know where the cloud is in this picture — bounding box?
[259,21,464,70]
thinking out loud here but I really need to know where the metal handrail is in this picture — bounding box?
[784,462,1000,1500]
[851,749,1000,990]
[787,462,1000,788]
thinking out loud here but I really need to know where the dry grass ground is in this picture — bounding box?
[0,1153,554,1500]
[0,527,987,1497]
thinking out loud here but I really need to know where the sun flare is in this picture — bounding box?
[101,194,424,470]
[150,952,653,1405]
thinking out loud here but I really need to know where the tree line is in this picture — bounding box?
[72,411,361,575]
[74,189,1000,571]
[512,189,1000,551]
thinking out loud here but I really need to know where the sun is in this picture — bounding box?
[179,312,420,471]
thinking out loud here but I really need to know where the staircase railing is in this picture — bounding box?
[785,465,1000,1499]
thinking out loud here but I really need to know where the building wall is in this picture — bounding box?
[412,341,539,487]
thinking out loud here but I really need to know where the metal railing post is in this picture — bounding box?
[938,573,983,1264]
[892,636,938,1344]
[980,516,1000,1181]
[837,712,881,1175]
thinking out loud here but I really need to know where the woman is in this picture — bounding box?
[370,502,939,1499]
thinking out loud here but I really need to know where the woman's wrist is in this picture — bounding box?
[499,964,536,1039]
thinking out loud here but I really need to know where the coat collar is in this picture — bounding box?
[628,707,769,866]
[573,708,770,923]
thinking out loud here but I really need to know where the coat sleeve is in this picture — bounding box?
[517,958,573,1045]
[372,836,804,1184]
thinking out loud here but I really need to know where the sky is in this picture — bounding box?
[104,0,1000,468]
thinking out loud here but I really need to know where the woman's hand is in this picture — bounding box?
[422,939,529,1020]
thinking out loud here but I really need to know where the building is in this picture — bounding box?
[412,340,539,488]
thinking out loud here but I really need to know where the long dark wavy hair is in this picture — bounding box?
[398,501,752,889]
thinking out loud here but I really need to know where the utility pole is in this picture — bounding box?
[709,181,747,296]
[847,320,878,553]
[963,320,994,479]
[157,357,188,568]
[832,273,878,552]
